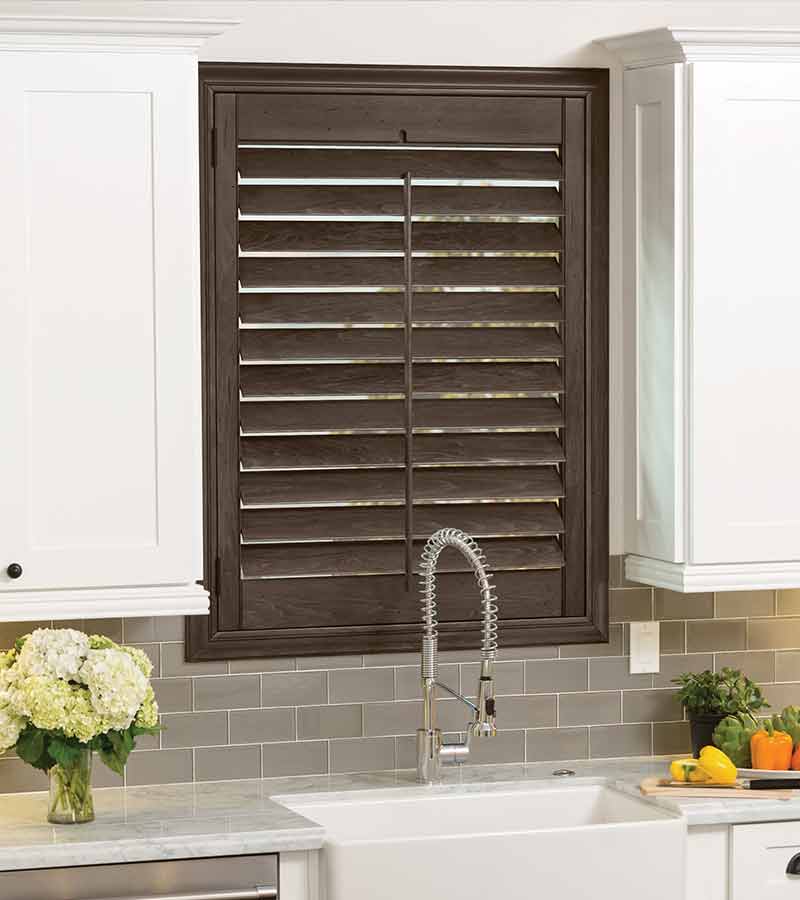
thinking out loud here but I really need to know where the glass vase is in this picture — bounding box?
[47,749,95,824]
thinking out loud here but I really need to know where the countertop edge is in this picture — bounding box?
[608,776,800,827]
[0,826,325,873]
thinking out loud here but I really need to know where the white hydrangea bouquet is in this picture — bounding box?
[0,628,160,824]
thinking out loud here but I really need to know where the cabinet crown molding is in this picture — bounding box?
[601,26,800,67]
[0,16,237,52]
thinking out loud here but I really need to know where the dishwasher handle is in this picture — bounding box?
[96,887,277,900]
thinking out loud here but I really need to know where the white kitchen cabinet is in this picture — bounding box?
[687,820,800,899]
[0,17,232,620]
[604,29,800,591]
[730,821,800,898]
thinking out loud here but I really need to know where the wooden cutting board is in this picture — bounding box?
[640,776,795,799]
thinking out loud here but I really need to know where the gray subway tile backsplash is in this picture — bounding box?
[364,700,422,737]
[261,671,328,707]
[194,674,260,711]
[330,667,394,703]
[161,711,228,749]
[658,620,687,654]
[229,657,297,674]
[715,590,775,619]
[161,642,226,677]
[126,749,193,786]
[749,616,800,650]
[622,689,682,724]
[609,588,652,622]
[330,737,395,774]
[714,650,776,684]
[653,721,691,756]
[526,726,589,763]
[686,619,747,652]
[297,704,362,740]
[655,590,713,621]
[195,745,261,782]
[262,741,328,778]
[526,658,588,694]
[590,724,652,759]
[559,691,621,727]
[4,556,800,793]
[461,729,525,765]
[778,590,800,617]
[776,650,800,683]
[653,653,713,689]
[151,677,193,713]
[486,695,556,730]
[589,657,651,691]
[229,707,295,745]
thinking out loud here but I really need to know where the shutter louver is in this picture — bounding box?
[237,140,569,629]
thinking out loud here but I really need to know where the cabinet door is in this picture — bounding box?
[691,62,800,564]
[731,821,800,898]
[0,51,202,593]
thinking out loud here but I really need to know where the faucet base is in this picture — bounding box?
[416,728,472,783]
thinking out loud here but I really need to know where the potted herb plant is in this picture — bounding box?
[0,628,160,824]
[673,667,768,757]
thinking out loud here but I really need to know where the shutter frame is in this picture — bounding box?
[189,64,609,662]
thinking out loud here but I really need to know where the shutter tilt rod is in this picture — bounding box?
[403,171,414,593]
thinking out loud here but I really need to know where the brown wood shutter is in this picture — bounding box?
[189,65,608,661]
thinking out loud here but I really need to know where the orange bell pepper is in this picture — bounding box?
[791,744,800,771]
[751,722,793,770]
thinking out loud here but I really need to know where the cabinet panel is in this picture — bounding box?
[622,63,684,562]
[26,90,158,555]
[0,44,208,615]
[732,820,800,898]
[691,64,800,564]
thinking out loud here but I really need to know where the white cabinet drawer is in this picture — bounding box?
[731,821,800,898]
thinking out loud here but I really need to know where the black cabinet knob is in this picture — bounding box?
[6,563,22,580]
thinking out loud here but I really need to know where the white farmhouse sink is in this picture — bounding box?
[280,781,685,900]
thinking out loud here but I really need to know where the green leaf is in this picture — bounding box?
[97,746,126,776]
[108,731,125,756]
[100,729,135,773]
[15,727,51,772]
[47,736,82,768]
[121,728,134,754]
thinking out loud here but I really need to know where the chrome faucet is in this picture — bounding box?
[416,528,498,783]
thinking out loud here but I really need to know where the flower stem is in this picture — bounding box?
[48,751,94,824]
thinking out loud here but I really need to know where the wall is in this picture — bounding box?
[3,1,800,791]
[2,565,800,790]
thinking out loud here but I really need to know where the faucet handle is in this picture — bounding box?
[469,672,496,738]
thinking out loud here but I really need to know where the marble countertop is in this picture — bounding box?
[3,757,800,871]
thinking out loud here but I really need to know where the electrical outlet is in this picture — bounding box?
[629,621,660,674]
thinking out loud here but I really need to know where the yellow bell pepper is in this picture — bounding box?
[698,745,737,784]
[669,747,737,785]
[670,758,710,783]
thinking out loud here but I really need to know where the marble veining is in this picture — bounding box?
[3,758,800,871]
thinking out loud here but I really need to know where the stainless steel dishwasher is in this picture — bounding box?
[0,853,278,900]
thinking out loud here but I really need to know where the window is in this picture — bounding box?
[188,64,609,661]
